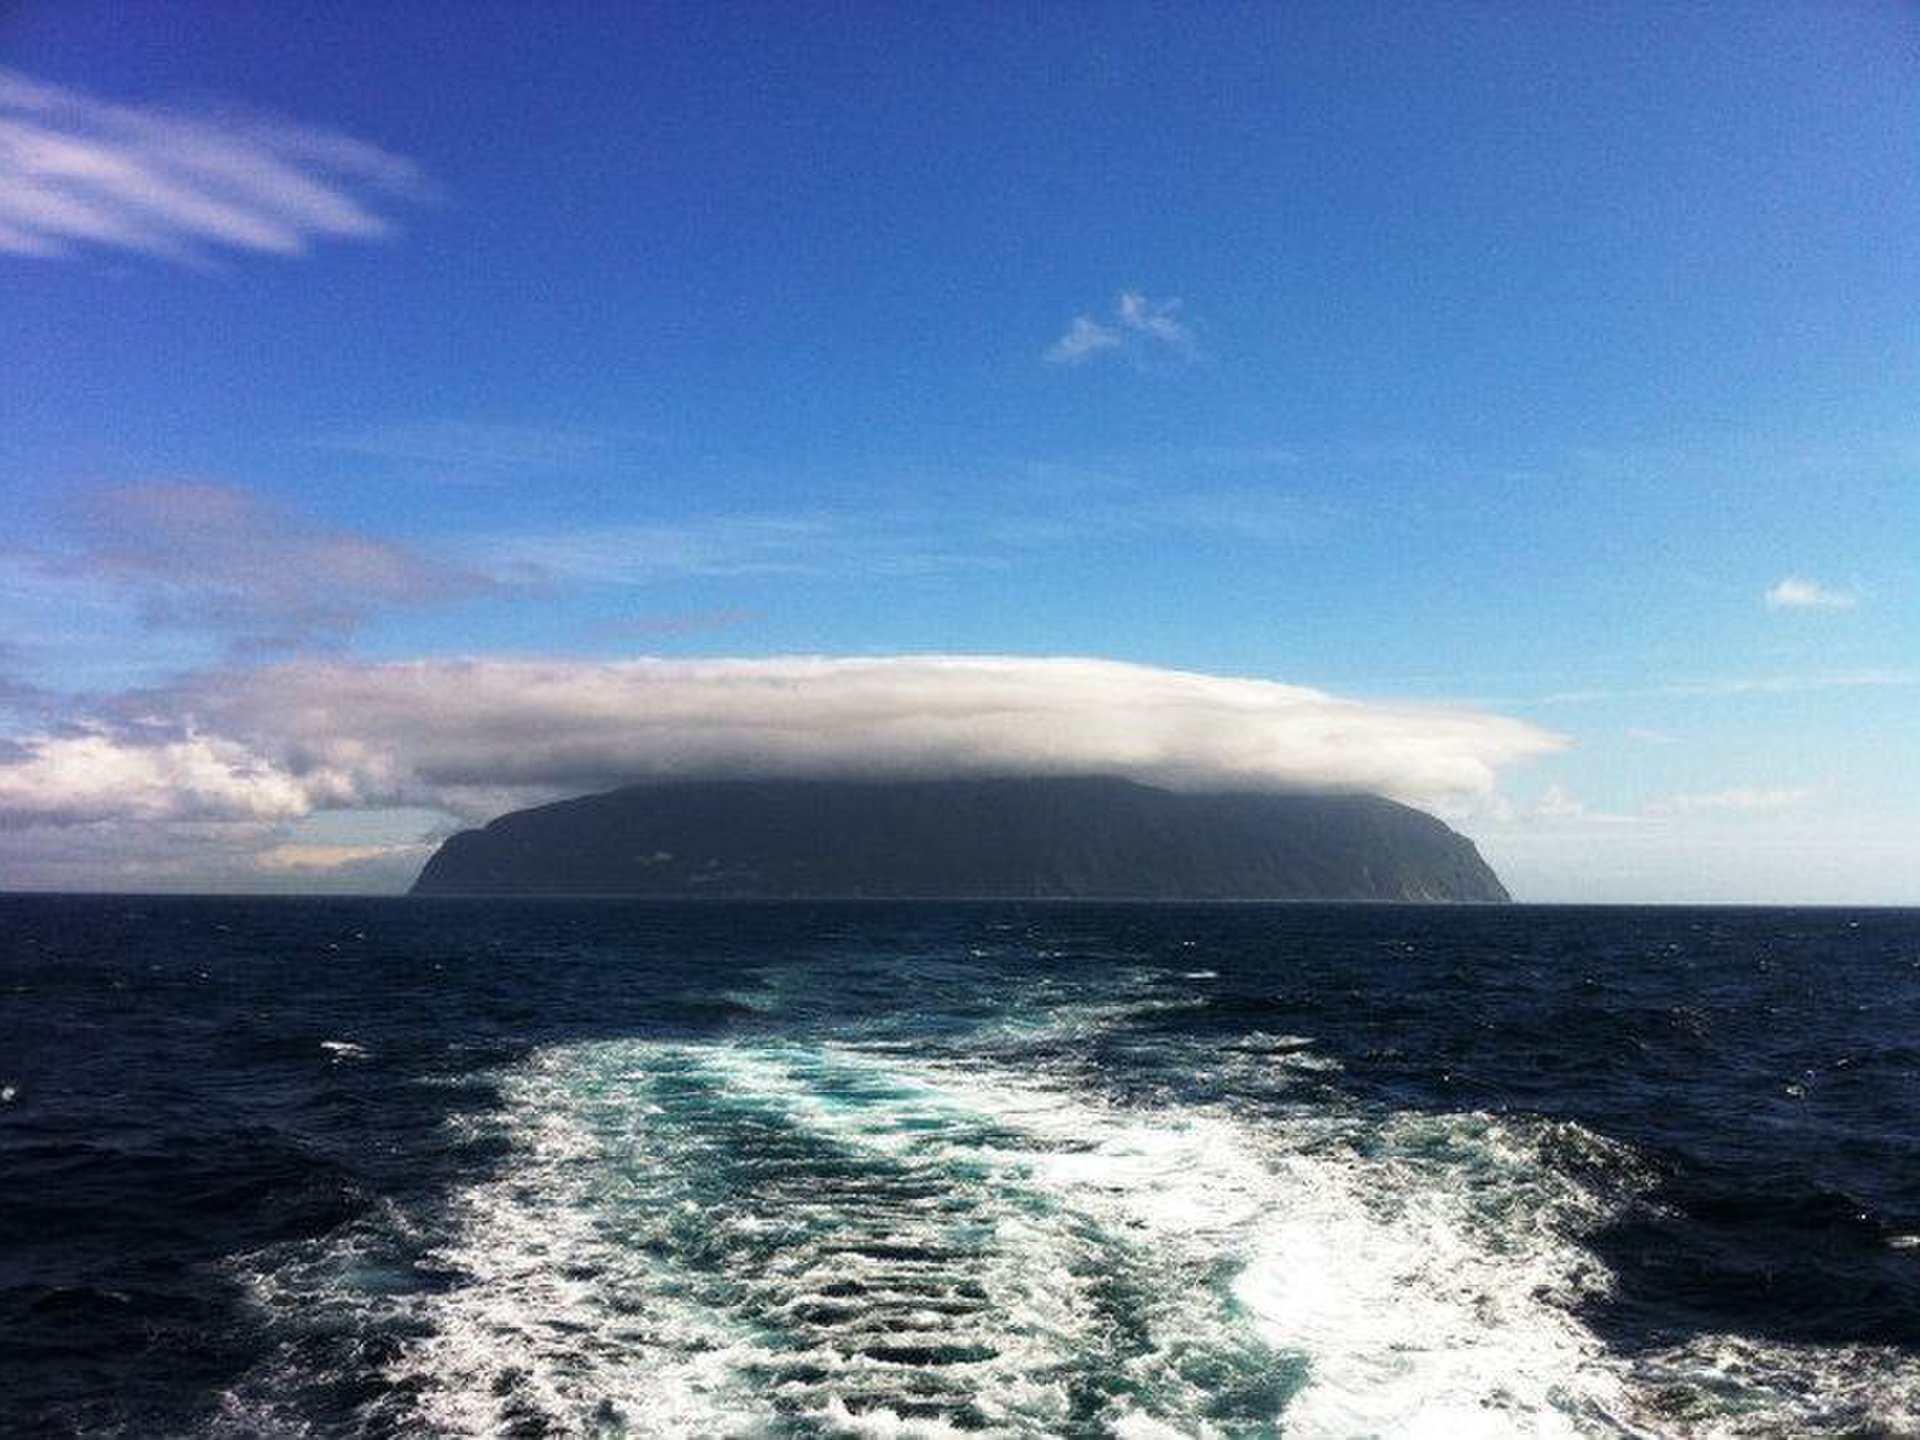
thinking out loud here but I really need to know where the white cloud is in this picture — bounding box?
[0,68,428,264]
[1533,784,1585,819]
[1117,290,1192,347]
[0,730,313,825]
[1765,576,1857,610]
[0,656,1564,837]
[1509,782,1816,826]
[1045,315,1123,364]
[1498,784,1643,827]
[1047,290,1194,365]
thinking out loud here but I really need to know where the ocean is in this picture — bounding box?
[3,897,1916,1437]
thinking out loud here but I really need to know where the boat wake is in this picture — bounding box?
[227,1004,1918,1435]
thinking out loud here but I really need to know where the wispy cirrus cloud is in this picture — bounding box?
[1765,575,1857,610]
[1510,784,1644,826]
[0,642,56,718]
[1647,785,1818,816]
[1046,290,1195,365]
[1541,670,1914,705]
[590,607,759,641]
[475,477,1326,588]
[314,420,651,486]
[0,68,430,264]
[474,515,1003,586]
[21,480,485,655]
[1517,782,1818,824]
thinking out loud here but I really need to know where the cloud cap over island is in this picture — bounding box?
[0,656,1562,839]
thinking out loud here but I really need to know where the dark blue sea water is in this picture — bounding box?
[3,897,1917,1437]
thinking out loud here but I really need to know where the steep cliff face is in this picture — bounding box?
[410,776,1509,901]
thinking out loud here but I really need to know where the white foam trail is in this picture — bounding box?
[1227,1117,1633,1437]
[896,1060,1642,1437]
[368,1035,1660,1434]
[393,1053,777,1436]
[233,1026,1918,1437]
[373,1040,1288,1433]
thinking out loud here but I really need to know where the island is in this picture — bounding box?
[409,775,1509,901]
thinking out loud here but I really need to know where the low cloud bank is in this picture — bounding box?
[2,656,1562,835]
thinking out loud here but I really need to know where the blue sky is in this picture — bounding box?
[1,2,1914,899]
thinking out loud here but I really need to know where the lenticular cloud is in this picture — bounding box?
[2,655,1563,826]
